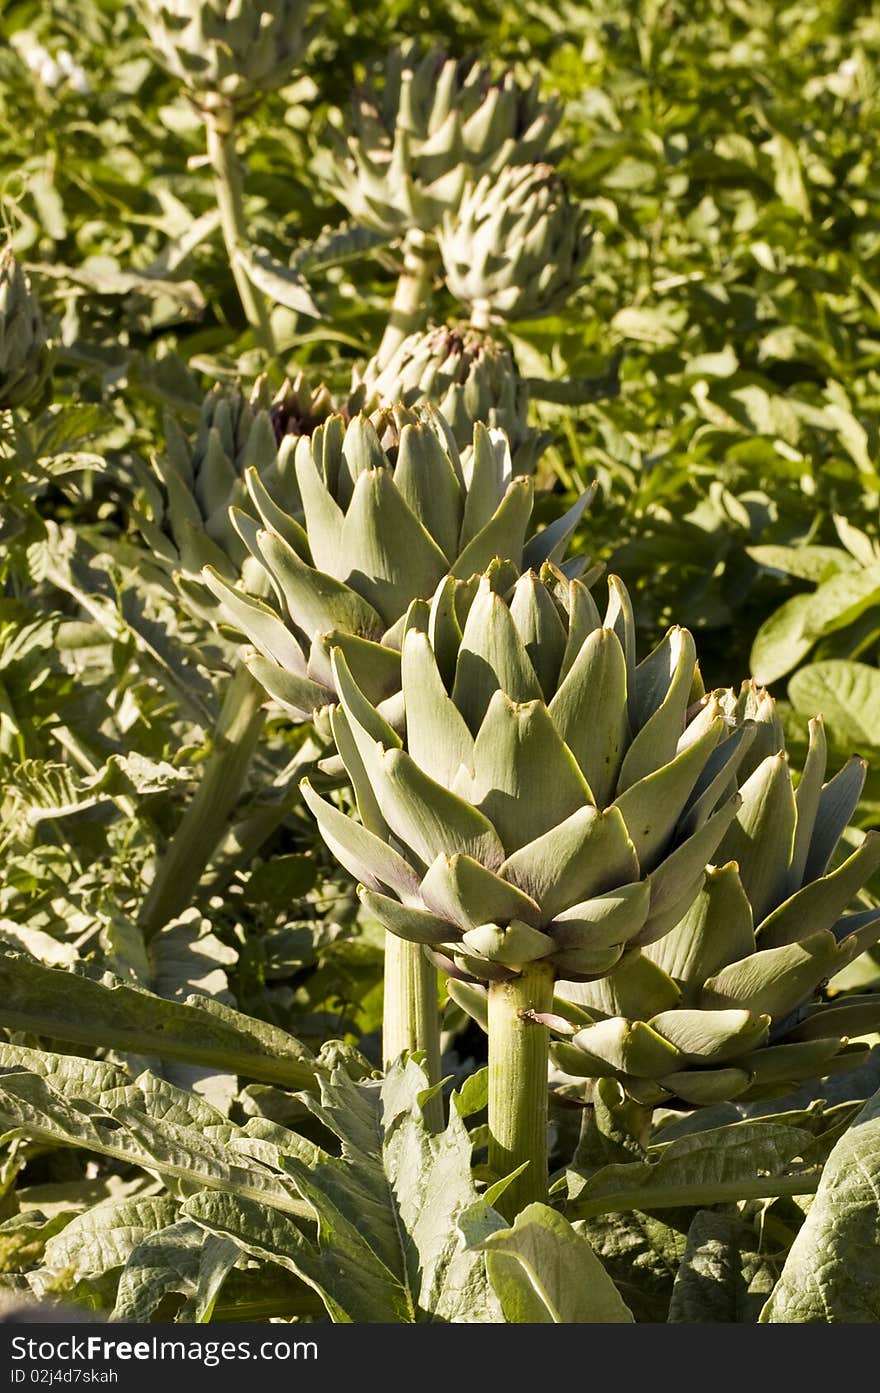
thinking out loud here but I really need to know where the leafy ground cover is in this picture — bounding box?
[1,0,880,1324]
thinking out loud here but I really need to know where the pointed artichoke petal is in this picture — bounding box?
[329,705,386,837]
[447,979,489,1032]
[614,719,724,872]
[393,421,463,562]
[258,528,385,640]
[790,997,880,1042]
[645,861,755,997]
[340,468,450,626]
[459,421,508,543]
[736,1036,846,1091]
[700,930,847,1019]
[557,949,680,1020]
[522,482,595,569]
[244,465,307,553]
[789,716,827,890]
[373,746,506,870]
[568,1018,684,1079]
[648,1008,770,1063]
[452,578,543,731]
[359,886,459,944]
[715,753,797,924]
[420,852,542,932]
[604,575,637,696]
[657,1068,751,1104]
[462,918,555,965]
[201,566,306,673]
[618,628,699,790]
[549,627,629,806]
[400,627,474,789]
[245,654,327,719]
[509,571,568,701]
[300,778,421,901]
[548,882,651,951]
[548,942,627,978]
[294,439,346,575]
[804,755,868,883]
[757,830,880,948]
[471,692,594,853]
[558,577,602,683]
[331,647,401,750]
[316,629,400,705]
[500,804,639,923]
[678,722,757,836]
[450,476,534,580]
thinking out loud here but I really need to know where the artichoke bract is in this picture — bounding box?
[202,409,591,720]
[0,246,50,414]
[327,45,562,239]
[553,697,880,1105]
[301,565,748,985]
[439,164,590,325]
[353,323,547,472]
[139,0,313,108]
[137,373,332,611]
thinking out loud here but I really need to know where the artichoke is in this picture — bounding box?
[439,164,590,325]
[139,0,313,108]
[553,699,880,1105]
[327,45,561,239]
[0,246,50,414]
[137,372,332,610]
[352,323,547,472]
[301,564,750,985]
[202,410,591,721]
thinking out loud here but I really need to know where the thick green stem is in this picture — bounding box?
[488,962,554,1220]
[205,106,276,356]
[383,935,443,1132]
[375,231,435,369]
[138,662,266,940]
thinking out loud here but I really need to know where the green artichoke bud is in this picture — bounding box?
[352,323,548,472]
[302,565,748,986]
[137,372,333,610]
[202,409,592,720]
[553,708,880,1105]
[0,246,50,413]
[327,45,562,238]
[439,164,590,324]
[139,0,314,108]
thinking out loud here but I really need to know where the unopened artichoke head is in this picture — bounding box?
[439,163,591,324]
[202,409,592,722]
[327,45,562,239]
[353,323,545,471]
[302,565,751,986]
[139,0,314,108]
[553,693,880,1106]
[137,372,332,614]
[0,246,50,413]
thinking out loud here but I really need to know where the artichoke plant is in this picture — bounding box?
[202,408,590,723]
[0,246,50,414]
[439,163,590,326]
[553,697,880,1107]
[138,372,332,614]
[328,45,562,240]
[301,563,748,1212]
[138,0,313,108]
[352,323,547,472]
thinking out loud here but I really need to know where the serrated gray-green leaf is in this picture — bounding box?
[187,1059,500,1323]
[40,1196,180,1286]
[112,1220,240,1323]
[668,1210,771,1323]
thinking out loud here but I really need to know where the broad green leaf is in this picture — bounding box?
[668,1210,776,1323]
[112,1220,240,1323]
[789,662,880,751]
[761,1085,880,1322]
[464,1202,633,1322]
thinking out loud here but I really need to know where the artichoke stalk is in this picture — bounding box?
[136,374,331,939]
[0,246,50,414]
[205,408,591,1114]
[301,564,746,1213]
[553,691,880,1108]
[139,0,316,351]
